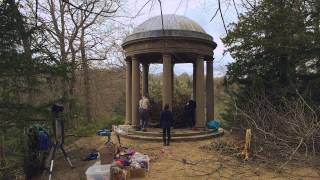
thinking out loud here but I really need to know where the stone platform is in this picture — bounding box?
[117,127,224,142]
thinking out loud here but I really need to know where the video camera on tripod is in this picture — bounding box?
[47,102,73,180]
[51,103,64,142]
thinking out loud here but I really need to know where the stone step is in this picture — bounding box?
[130,129,217,137]
[119,128,224,142]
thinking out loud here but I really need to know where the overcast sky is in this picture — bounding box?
[121,0,242,77]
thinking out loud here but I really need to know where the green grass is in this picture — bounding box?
[69,113,124,138]
[0,127,28,178]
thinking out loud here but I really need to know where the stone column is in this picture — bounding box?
[193,62,196,100]
[195,56,205,127]
[142,63,149,96]
[125,60,132,125]
[171,63,174,101]
[131,56,140,127]
[206,60,214,122]
[162,53,173,110]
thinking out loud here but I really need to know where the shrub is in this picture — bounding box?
[229,93,320,163]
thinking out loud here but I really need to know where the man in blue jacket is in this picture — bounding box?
[160,104,173,146]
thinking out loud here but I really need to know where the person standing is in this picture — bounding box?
[183,101,193,128]
[139,95,150,131]
[160,104,173,146]
[188,100,196,128]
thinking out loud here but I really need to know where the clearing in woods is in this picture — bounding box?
[44,132,320,180]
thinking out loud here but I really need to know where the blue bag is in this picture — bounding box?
[37,131,51,151]
[29,124,51,151]
[83,151,98,161]
[207,120,220,130]
[97,129,111,136]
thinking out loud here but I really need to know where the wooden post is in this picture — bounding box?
[243,129,252,160]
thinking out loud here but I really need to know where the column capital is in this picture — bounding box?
[126,60,132,64]
[206,56,214,62]
[142,62,149,67]
[131,55,138,60]
[124,55,130,62]
[125,55,138,62]
[206,60,213,64]
[162,53,171,59]
[197,55,205,60]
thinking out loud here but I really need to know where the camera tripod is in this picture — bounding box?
[47,117,73,180]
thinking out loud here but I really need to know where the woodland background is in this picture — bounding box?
[1,0,320,178]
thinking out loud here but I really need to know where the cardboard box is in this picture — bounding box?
[129,167,146,178]
[99,143,116,164]
[111,166,130,180]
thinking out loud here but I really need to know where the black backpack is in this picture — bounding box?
[24,124,51,179]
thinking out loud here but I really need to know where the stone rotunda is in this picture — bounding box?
[122,14,217,130]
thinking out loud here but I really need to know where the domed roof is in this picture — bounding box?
[123,14,213,45]
[132,14,206,34]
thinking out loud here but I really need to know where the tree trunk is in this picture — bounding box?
[59,1,69,101]
[279,55,289,86]
[0,134,5,168]
[69,46,78,128]
[80,25,93,122]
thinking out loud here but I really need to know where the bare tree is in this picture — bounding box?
[73,0,120,122]
[24,0,122,124]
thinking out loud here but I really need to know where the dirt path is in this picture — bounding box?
[45,133,320,180]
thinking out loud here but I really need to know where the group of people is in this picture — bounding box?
[138,95,196,146]
[138,95,172,146]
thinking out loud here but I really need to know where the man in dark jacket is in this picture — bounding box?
[160,104,173,146]
[184,101,193,128]
[188,100,196,127]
